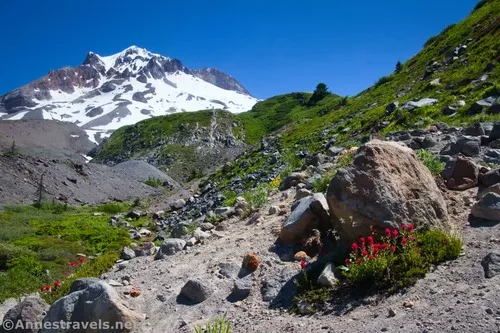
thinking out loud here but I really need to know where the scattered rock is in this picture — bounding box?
[471,193,500,221]
[481,252,500,278]
[154,239,186,259]
[279,172,308,191]
[317,263,339,287]
[479,168,500,187]
[280,193,332,245]
[402,98,438,111]
[219,262,241,279]
[242,253,260,272]
[403,300,415,308]
[327,140,450,245]
[442,156,479,190]
[121,246,136,260]
[180,279,213,304]
[171,199,186,210]
[295,188,312,200]
[268,205,281,215]
[388,308,397,317]
[0,296,49,333]
[233,275,253,298]
[294,251,309,261]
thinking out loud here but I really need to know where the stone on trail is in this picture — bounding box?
[179,279,213,304]
[471,192,500,221]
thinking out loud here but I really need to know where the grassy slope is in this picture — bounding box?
[0,203,132,302]
[209,0,499,189]
[97,0,498,185]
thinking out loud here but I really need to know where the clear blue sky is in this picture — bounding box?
[0,0,478,99]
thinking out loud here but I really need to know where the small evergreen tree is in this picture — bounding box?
[308,83,330,106]
[395,61,403,73]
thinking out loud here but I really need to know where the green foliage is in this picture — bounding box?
[194,316,231,333]
[418,229,462,264]
[374,75,393,88]
[243,183,270,209]
[222,190,238,207]
[312,170,337,193]
[97,202,128,214]
[144,177,163,188]
[341,226,462,292]
[0,205,130,302]
[416,149,445,176]
[308,83,330,106]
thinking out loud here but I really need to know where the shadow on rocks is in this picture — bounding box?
[468,215,500,227]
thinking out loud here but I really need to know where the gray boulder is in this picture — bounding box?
[402,98,438,111]
[471,192,500,221]
[279,193,331,245]
[154,239,186,259]
[41,279,142,333]
[295,188,312,200]
[233,275,253,298]
[170,199,186,210]
[120,246,136,260]
[317,263,339,288]
[0,296,48,333]
[479,168,500,187]
[490,122,500,141]
[327,140,450,245]
[180,279,213,304]
[442,156,479,190]
[481,252,500,278]
[463,123,485,136]
[279,172,308,191]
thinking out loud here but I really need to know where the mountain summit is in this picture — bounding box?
[0,46,258,142]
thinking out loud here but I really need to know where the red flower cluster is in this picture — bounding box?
[40,281,61,296]
[345,224,416,266]
[300,259,307,269]
[69,257,85,268]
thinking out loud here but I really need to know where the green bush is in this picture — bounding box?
[144,177,163,188]
[222,190,238,207]
[374,76,393,88]
[243,184,270,209]
[194,316,231,333]
[97,202,128,214]
[312,170,337,193]
[416,149,445,176]
[341,225,461,291]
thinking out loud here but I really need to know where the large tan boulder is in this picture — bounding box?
[327,140,451,245]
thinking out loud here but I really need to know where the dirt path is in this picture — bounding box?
[106,189,500,333]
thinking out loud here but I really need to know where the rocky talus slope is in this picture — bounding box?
[2,137,499,333]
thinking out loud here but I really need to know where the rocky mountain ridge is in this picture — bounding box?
[0,46,258,143]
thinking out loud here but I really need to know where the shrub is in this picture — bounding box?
[144,177,163,188]
[416,149,445,176]
[308,83,330,106]
[243,183,270,209]
[340,225,461,292]
[97,202,127,214]
[374,76,393,88]
[312,170,337,193]
[194,316,231,333]
[222,190,238,207]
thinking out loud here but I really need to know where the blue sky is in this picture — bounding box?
[0,0,478,99]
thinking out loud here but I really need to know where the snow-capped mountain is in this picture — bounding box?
[0,46,258,143]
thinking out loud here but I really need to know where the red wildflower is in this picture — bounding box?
[372,245,379,256]
[401,224,407,231]
[359,237,365,245]
[391,229,399,238]
[70,261,76,267]
[381,243,388,250]
[368,255,374,260]
[345,258,351,266]
[300,259,306,269]
[390,245,396,252]
[361,250,369,256]
[40,286,45,292]
[409,235,416,241]
[351,242,359,252]
[54,281,61,289]
[367,236,374,245]
[51,291,55,296]
[385,228,391,238]
[401,237,408,246]
[79,257,85,263]
[356,258,362,264]
[407,224,414,232]
[45,284,51,291]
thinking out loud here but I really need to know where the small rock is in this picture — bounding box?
[293,251,309,261]
[481,252,500,278]
[268,206,281,215]
[129,289,142,297]
[403,300,414,308]
[242,253,260,272]
[121,246,136,260]
[388,308,396,317]
[180,279,213,304]
[233,275,252,298]
[317,263,339,287]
